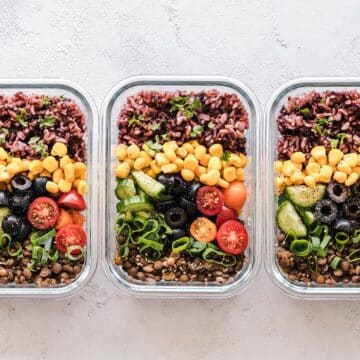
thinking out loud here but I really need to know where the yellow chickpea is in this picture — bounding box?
[305,162,321,175]
[290,170,305,185]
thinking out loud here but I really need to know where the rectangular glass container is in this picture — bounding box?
[0,79,98,299]
[265,77,360,300]
[101,75,261,298]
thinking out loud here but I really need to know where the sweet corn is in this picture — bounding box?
[181,169,195,182]
[208,156,222,170]
[328,149,344,166]
[116,163,131,179]
[0,148,8,161]
[229,154,243,168]
[164,150,177,162]
[182,143,194,154]
[139,151,152,164]
[0,172,10,182]
[183,155,198,171]
[176,147,188,158]
[29,160,43,175]
[284,177,292,186]
[58,179,72,193]
[52,168,64,183]
[333,171,347,184]
[195,166,207,177]
[344,153,358,168]
[155,153,170,166]
[275,176,286,192]
[42,156,58,173]
[74,162,87,178]
[27,172,36,181]
[308,157,316,163]
[218,178,230,189]
[200,154,210,167]
[46,181,59,194]
[311,146,327,161]
[11,158,21,167]
[310,173,321,182]
[238,154,247,168]
[304,175,316,187]
[305,162,321,175]
[290,170,305,185]
[319,165,333,183]
[223,166,237,182]
[358,155,360,167]
[353,166,360,177]
[194,145,207,161]
[21,159,30,172]
[274,161,283,173]
[40,170,52,178]
[150,160,161,175]
[236,168,245,181]
[64,163,75,182]
[60,155,72,169]
[51,142,68,157]
[345,172,359,187]
[161,164,178,174]
[290,152,306,163]
[206,169,221,185]
[337,160,352,175]
[174,157,184,169]
[282,160,297,177]
[133,158,147,171]
[115,145,128,160]
[189,140,200,148]
[209,144,223,158]
[146,169,156,178]
[76,180,88,195]
[6,162,21,176]
[127,144,140,159]
[123,158,134,167]
[162,141,178,153]
[0,164,5,173]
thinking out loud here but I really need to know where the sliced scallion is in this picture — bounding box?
[290,239,312,258]
[330,256,342,270]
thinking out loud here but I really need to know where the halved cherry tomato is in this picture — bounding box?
[190,217,217,243]
[222,181,247,211]
[216,206,238,227]
[55,208,73,230]
[27,197,59,230]
[69,210,85,226]
[58,189,86,211]
[196,186,224,216]
[55,224,87,253]
[216,220,248,255]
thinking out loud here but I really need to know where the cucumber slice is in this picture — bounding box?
[132,171,165,198]
[0,207,10,240]
[285,184,326,208]
[276,201,307,238]
[115,179,136,200]
[117,195,154,213]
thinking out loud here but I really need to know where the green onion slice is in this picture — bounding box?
[290,239,312,257]
[7,242,22,257]
[172,237,191,253]
[330,256,342,270]
[346,249,360,263]
[335,232,349,252]
[310,236,320,252]
[202,246,236,267]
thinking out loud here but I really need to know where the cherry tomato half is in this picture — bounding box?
[55,224,87,253]
[216,206,238,227]
[27,197,59,230]
[222,181,247,211]
[190,217,217,243]
[196,186,224,216]
[58,189,86,211]
[216,220,248,255]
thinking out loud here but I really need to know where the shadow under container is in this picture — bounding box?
[101,75,261,299]
[265,77,360,300]
[0,79,98,299]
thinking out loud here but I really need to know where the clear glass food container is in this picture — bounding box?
[0,79,98,299]
[101,75,261,298]
[265,77,360,300]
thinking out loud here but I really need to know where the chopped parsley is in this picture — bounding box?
[151,123,161,132]
[314,117,332,136]
[15,109,28,127]
[128,113,145,127]
[221,151,231,162]
[39,115,56,128]
[0,129,9,144]
[59,95,65,100]
[299,107,311,117]
[31,142,48,157]
[337,132,347,145]
[328,133,347,149]
[207,122,215,129]
[28,136,40,145]
[42,96,51,107]
[190,125,204,138]
[169,96,201,119]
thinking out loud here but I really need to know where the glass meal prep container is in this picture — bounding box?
[265,77,360,300]
[0,79,98,299]
[101,75,261,298]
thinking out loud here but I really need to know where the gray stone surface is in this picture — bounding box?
[0,0,359,359]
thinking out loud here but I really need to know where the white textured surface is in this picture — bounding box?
[0,1,359,359]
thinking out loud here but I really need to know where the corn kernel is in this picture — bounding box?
[52,168,64,183]
[274,161,283,173]
[76,180,88,195]
[181,169,195,182]
[174,157,184,169]
[0,172,10,182]
[21,159,30,172]
[0,148,8,161]
[6,162,21,176]
[0,164,5,173]
[42,156,58,173]
[328,149,344,166]
[208,156,222,170]
[353,166,360,177]
[195,166,207,178]
[209,144,224,158]
[161,164,178,174]
[182,143,194,154]
[115,145,128,160]
[290,170,305,185]
[310,173,321,182]
[164,150,177,162]
[218,178,230,189]
[40,170,52,178]
[236,168,245,181]
[238,154,248,168]
[46,181,59,194]
[123,158,134,167]
[290,152,306,163]
[51,142,68,157]
[150,160,161,175]
[176,147,188,159]
[64,163,75,182]
[155,153,170,166]
[305,162,321,175]
[133,158,147,171]
[223,167,237,182]
[229,154,243,168]
[139,151,152,164]
[284,177,292,186]
[27,172,36,181]
[74,162,87,178]
[29,160,43,175]
[333,171,347,184]
[163,141,178,153]
[58,179,72,193]
[275,176,286,192]
[200,154,210,167]
[11,158,22,168]
[127,144,140,159]
[146,169,156,178]
[345,172,359,187]
[60,155,72,169]
[311,146,326,161]
[304,175,316,187]
[189,140,200,148]
[319,165,333,183]
[116,163,131,179]
[344,153,358,168]
[206,169,220,185]
[337,160,352,175]
[194,145,207,161]
[183,154,199,171]
[282,160,297,177]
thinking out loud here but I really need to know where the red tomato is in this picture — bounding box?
[216,220,248,255]
[55,208,73,230]
[222,181,247,211]
[196,186,224,216]
[55,224,87,253]
[216,206,238,227]
[58,190,86,211]
[27,197,59,230]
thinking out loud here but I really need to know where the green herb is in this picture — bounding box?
[299,107,311,117]
[190,125,203,138]
[59,95,65,100]
[15,109,28,127]
[31,142,48,157]
[39,115,56,128]
[41,96,51,107]
[220,151,231,162]
[0,129,9,144]
[329,138,339,149]
[161,133,171,141]
[337,132,347,145]
[151,123,161,131]
[207,122,215,129]
[169,96,201,119]
[145,140,163,154]
[28,136,40,145]
[319,98,326,104]
[128,114,145,127]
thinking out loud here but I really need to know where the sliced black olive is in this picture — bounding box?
[32,177,49,196]
[17,219,31,241]
[2,214,22,237]
[156,200,177,213]
[315,199,338,224]
[156,174,174,189]
[171,228,186,240]
[0,191,11,207]
[167,175,188,196]
[10,193,33,214]
[165,207,187,228]
[179,197,198,219]
[11,175,32,194]
[333,218,351,233]
[327,182,349,203]
[183,182,201,202]
[351,181,360,196]
[343,198,360,220]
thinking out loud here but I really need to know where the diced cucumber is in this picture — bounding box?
[115,179,136,200]
[0,207,10,240]
[131,171,165,198]
[285,184,326,208]
[276,201,307,238]
[117,195,154,213]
